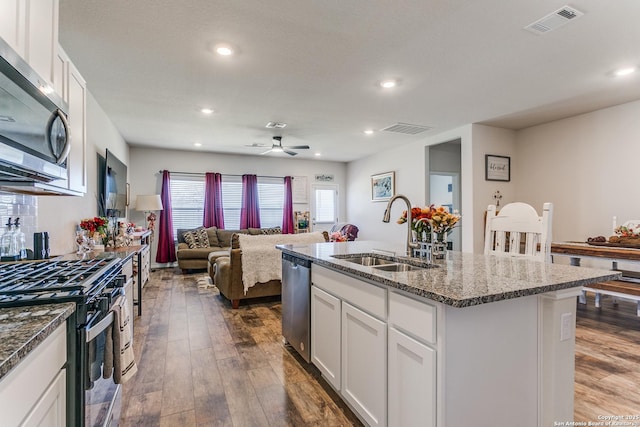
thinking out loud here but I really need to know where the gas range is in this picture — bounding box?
[0,258,122,308]
[0,257,127,427]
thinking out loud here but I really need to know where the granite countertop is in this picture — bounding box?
[55,246,142,262]
[0,303,75,380]
[277,240,620,308]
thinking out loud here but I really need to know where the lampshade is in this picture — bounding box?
[136,195,163,211]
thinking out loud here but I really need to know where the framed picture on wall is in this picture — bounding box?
[485,155,510,182]
[371,171,395,201]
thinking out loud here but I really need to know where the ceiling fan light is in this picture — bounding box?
[272,147,283,153]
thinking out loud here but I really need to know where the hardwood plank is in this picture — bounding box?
[159,409,196,427]
[190,347,232,425]
[160,339,194,417]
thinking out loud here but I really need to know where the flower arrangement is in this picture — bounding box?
[397,205,461,242]
[79,216,109,236]
[397,205,435,235]
[428,206,461,241]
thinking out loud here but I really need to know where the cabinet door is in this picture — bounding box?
[311,285,341,390]
[52,45,68,102]
[27,0,58,86]
[388,327,436,427]
[0,0,27,57]
[21,369,66,427]
[342,302,386,427]
[67,61,87,193]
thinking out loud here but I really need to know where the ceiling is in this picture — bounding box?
[58,0,640,162]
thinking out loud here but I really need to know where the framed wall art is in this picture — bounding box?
[485,155,510,182]
[371,171,395,201]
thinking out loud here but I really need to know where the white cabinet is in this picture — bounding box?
[66,60,86,193]
[342,302,386,427]
[27,0,59,87]
[49,46,87,195]
[388,291,437,427]
[21,369,66,427]
[0,0,27,57]
[311,285,341,390]
[388,327,436,427]
[0,0,59,88]
[0,323,67,427]
[311,265,387,426]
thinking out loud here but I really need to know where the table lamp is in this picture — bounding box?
[135,195,163,231]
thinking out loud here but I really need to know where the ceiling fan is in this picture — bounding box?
[246,136,309,156]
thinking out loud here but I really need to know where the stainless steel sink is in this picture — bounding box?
[371,263,425,272]
[340,256,396,266]
[332,253,436,271]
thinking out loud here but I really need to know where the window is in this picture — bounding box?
[170,174,286,235]
[258,177,285,228]
[169,174,205,240]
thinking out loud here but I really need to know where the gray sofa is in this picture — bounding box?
[176,226,281,272]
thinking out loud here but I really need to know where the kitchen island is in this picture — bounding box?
[278,241,619,427]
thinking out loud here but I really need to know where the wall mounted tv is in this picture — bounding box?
[103,149,128,218]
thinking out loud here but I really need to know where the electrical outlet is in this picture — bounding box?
[560,312,573,341]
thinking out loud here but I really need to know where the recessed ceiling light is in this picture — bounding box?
[194,142,202,147]
[380,79,397,89]
[614,67,637,77]
[314,152,321,157]
[201,108,214,115]
[364,129,374,135]
[215,44,234,56]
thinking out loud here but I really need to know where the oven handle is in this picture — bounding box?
[86,312,114,343]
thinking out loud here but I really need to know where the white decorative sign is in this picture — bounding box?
[315,174,334,182]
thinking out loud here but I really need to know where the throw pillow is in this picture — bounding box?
[195,227,210,248]
[261,226,282,235]
[183,227,210,249]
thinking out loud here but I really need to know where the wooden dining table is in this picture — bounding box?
[551,241,640,315]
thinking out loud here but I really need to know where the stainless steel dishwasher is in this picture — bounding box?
[281,252,312,362]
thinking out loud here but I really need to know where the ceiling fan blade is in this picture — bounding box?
[283,149,298,156]
[260,149,273,155]
[246,143,270,147]
[283,145,310,149]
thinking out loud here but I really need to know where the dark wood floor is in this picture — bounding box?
[121,269,640,426]
[574,293,640,422]
[120,268,360,427]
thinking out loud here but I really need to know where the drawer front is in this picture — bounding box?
[312,265,386,319]
[389,291,436,345]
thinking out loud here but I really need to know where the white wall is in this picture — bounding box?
[129,147,347,264]
[516,99,640,247]
[38,92,128,256]
[347,125,477,252]
[470,124,517,253]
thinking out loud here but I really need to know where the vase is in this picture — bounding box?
[431,231,447,259]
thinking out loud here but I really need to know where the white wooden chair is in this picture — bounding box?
[484,202,553,262]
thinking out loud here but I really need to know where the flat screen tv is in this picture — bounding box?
[103,149,128,218]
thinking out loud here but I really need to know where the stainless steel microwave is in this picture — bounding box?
[0,36,70,188]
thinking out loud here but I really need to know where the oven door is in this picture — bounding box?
[84,307,122,427]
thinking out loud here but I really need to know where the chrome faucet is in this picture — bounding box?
[382,194,420,256]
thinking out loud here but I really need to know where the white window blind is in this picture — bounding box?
[169,174,286,235]
[314,188,335,223]
[169,175,205,240]
[221,175,242,229]
[258,177,284,228]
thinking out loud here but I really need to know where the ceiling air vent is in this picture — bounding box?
[524,6,583,35]
[265,121,287,129]
[381,122,432,135]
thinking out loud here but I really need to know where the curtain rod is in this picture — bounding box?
[157,170,293,179]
